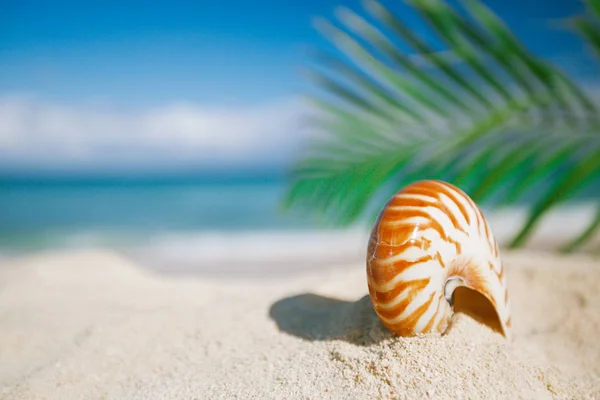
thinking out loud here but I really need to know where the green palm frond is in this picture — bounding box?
[571,0,600,59]
[283,0,600,252]
[452,129,600,250]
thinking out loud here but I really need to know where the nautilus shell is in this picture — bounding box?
[367,180,511,340]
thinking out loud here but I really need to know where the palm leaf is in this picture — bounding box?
[452,129,600,249]
[570,0,600,59]
[561,205,600,252]
[283,0,600,252]
[508,0,600,250]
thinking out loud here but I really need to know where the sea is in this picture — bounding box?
[1,174,597,274]
[0,175,372,274]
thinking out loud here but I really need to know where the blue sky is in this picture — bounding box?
[1,0,338,107]
[0,0,596,175]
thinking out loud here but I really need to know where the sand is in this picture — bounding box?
[1,249,599,399]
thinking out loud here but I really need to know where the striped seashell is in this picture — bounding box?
[366,179,511,340]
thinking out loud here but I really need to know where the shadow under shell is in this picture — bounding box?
[269,293,396,346]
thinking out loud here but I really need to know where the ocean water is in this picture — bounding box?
[1,176,597,273]
[0,178,320,255]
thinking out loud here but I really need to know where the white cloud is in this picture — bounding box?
[0,94,308,173]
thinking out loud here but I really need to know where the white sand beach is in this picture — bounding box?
[1,246,599,399]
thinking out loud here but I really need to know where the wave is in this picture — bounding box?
[1,202,597,275]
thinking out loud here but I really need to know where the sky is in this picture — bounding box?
[0,0,596,177]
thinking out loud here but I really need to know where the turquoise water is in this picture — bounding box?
[0,177,316,253]
[2,174,598,257]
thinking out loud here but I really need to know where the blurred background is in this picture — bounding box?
[1,0,597,273]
